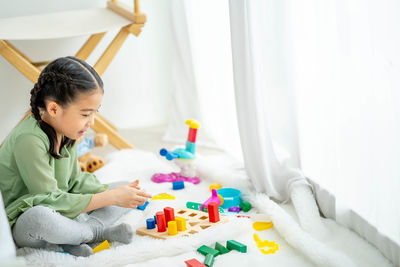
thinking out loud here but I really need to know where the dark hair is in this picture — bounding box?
[30,56,103,159]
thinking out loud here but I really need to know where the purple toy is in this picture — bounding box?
[151,172,200,184]
[228,206,241,213]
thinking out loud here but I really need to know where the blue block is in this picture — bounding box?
[137,201,149,210]
[146,218,156,229]
[172,181,185,190]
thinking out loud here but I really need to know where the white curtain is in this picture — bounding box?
[164,0,241,159]
[229,0,399,265]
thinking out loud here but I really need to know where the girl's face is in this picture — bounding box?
[49,89,103,141]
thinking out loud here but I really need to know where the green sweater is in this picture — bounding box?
[0,115,108,227]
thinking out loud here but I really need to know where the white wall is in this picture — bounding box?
[0,0,174,140]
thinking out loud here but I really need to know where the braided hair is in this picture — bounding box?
[30,56,103,159]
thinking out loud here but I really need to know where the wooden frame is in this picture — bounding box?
[0,0,147,149]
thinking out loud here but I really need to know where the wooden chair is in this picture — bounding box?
[0,0,147,149]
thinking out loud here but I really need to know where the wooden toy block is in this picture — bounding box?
[176,216,187,231]
[156,211,166,232]
[164,207,175,223]
[204,254,215,267]
[207,202,220,223]
[152,193,176,200]
[239,201,252,212]
[185,258,207,267]
[197,245,220,257]
[173,181,185,190]
[146,218,156,229]
[227,240,247,253]
[214,242,230,254]
[93,240,110,253]
[137,201,149,210]
[136,207,228,240]
[168,221,178,235]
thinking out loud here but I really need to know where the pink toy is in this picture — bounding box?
[200,189,223,212]
[151,172,200,184]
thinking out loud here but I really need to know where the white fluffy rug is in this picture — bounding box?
[17,149,394,267]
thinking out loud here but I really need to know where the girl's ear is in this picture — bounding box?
[46,101,60,118]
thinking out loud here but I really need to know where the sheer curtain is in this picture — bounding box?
[285,0,400,265]
[164,0,241,159]
[228,0,399,264]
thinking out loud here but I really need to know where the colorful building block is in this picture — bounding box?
[93,240,110,253]
[185,258,207,267]
[137,201,149,210]
[239,201,252,212]
[207,202,220,223]
[228,206,241,213]
[214,242,230,254]
[175,216,187,231]
[168,221,178,235]
[136,207,228,240]
[156,211,166,232]
[146,218,156,229]
[226,240,247,253]
[209,183,222,191]
[197,245,220,257]
[173,181,185,190]
[152,193,176,200]
[164,207,175,223]
[204,254,214,267]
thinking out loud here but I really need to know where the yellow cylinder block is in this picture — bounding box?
[168,221,178,235]
[175,217,187,231]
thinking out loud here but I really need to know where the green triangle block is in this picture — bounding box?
[214,242,230,254]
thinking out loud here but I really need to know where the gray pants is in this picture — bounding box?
[12,182,131,248]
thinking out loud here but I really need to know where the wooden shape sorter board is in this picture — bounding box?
[136,207,229,239]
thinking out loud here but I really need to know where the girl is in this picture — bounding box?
[0,56,151,257]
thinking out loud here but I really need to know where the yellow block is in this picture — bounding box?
[253,221,274,231]
[175,217,187,231]
[209,183,222,191]
[93,240,110,253]
[185,119,200,129]
[152,193,176,200]
[168,221,178,235]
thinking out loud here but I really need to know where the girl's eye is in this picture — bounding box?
[82,114,90,117]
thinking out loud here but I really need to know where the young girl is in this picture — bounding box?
[0,56,151,257]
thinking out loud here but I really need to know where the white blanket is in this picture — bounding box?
[17,150,394,267]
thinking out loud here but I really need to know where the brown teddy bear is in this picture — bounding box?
[77,133,108,173]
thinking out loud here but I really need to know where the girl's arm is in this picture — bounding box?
[82,181,152,213]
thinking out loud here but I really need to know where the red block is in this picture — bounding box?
[187,128,198,143]
[156,211,166,232]
[164,207,175,223]
[184,258,206,267]
[207,202,220,223]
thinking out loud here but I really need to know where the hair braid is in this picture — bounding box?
[30,83,43,121]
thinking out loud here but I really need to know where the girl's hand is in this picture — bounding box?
[110,181,152,208]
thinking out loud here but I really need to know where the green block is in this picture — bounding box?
[204,254,215,267]
[214,242,230,254]
[197,245,220,257]
[227,240,247,253]
[239,201,252,212]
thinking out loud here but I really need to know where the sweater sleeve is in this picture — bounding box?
[68,143,108,194]
[11,135,93,220]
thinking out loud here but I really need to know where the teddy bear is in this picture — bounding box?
[77,133,108,173]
